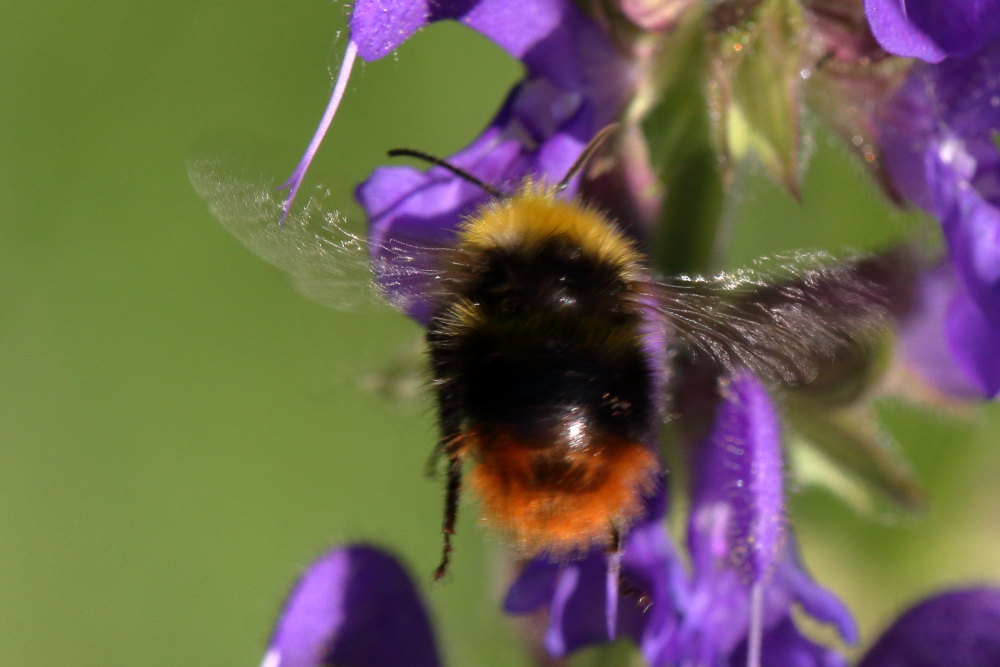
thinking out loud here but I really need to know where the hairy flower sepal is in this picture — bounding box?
[657,373,857,666]
[708,0,807,197]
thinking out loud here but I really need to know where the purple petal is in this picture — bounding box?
[931,151,1000,328]
[358,121,527,322]
[449,0,600,89]
[897,263,984,398]
[503,558,559,614]
[946,281,1000,397]
[691,373,784,582]
[349,0,430,61]
[771,542,857,645]
[881,40,1000,211]
[262,545,440,667]
[864,0,947,63]
[673,374,787,663]
[505,556,611,658]
[623,486,688,661]
[350,0,608,88]
[663,536,854,666]
[660,374,853,665]
[858,587,1000,667]
[543,551,616,656]
[864,0,1000,62]
[503,477,687,660]
[657,570,747,665]
[881,39,1000,364]
[732,616,849,667]
[878,72,936,210]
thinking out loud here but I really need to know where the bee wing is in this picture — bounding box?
[189,157,451,314]
[644,251,895,384]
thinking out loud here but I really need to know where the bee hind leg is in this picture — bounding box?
[619,580,654,613]
[429,370,464,581]
[608,526,653,613]
[432,451,463,581]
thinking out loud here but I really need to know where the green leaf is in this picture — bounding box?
[641,9,726,274]
[709,0,805,195]
[785,398,926,515]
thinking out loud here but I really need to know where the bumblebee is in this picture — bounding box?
[426,180,663,577]
[190,129,889,579]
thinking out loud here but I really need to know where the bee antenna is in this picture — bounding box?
[387,148,505,199]
[554,122,621,194]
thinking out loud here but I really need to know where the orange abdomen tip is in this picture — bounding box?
[461,427,659,557]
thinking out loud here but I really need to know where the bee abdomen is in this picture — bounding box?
[461,424,658,556]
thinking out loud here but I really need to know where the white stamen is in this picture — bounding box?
[938,136,977,180]
[606,548,622,640]
[260,648,281,667]
[279,39,359,222]
[747,581,764,667]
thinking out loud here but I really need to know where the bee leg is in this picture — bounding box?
[431,384,463,581]
[609,526,653,613]
[432,450,463,581]
[604,526,624,638]
[427,344,465,581]
[619,580,654,614]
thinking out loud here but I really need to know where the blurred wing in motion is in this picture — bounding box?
[188,157,454,314]
[646,250,905,385]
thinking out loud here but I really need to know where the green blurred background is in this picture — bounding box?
[2,2,998,665]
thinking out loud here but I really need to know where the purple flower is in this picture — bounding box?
[897,262,1000,397]
[250,2,1000,665]
[279,0,627,229]
[864,0,1000,62]
[263,546,1000,667]
[880,38,1000,397]
[499,376,859,666]
[342,3,861,663]
[261,545,440,667]
[356,0,629,322]
[858,587,1000,667]
[503,476,688,661]
[656,374,856,666]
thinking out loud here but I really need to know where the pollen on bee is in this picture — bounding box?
[459,427,659,557]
